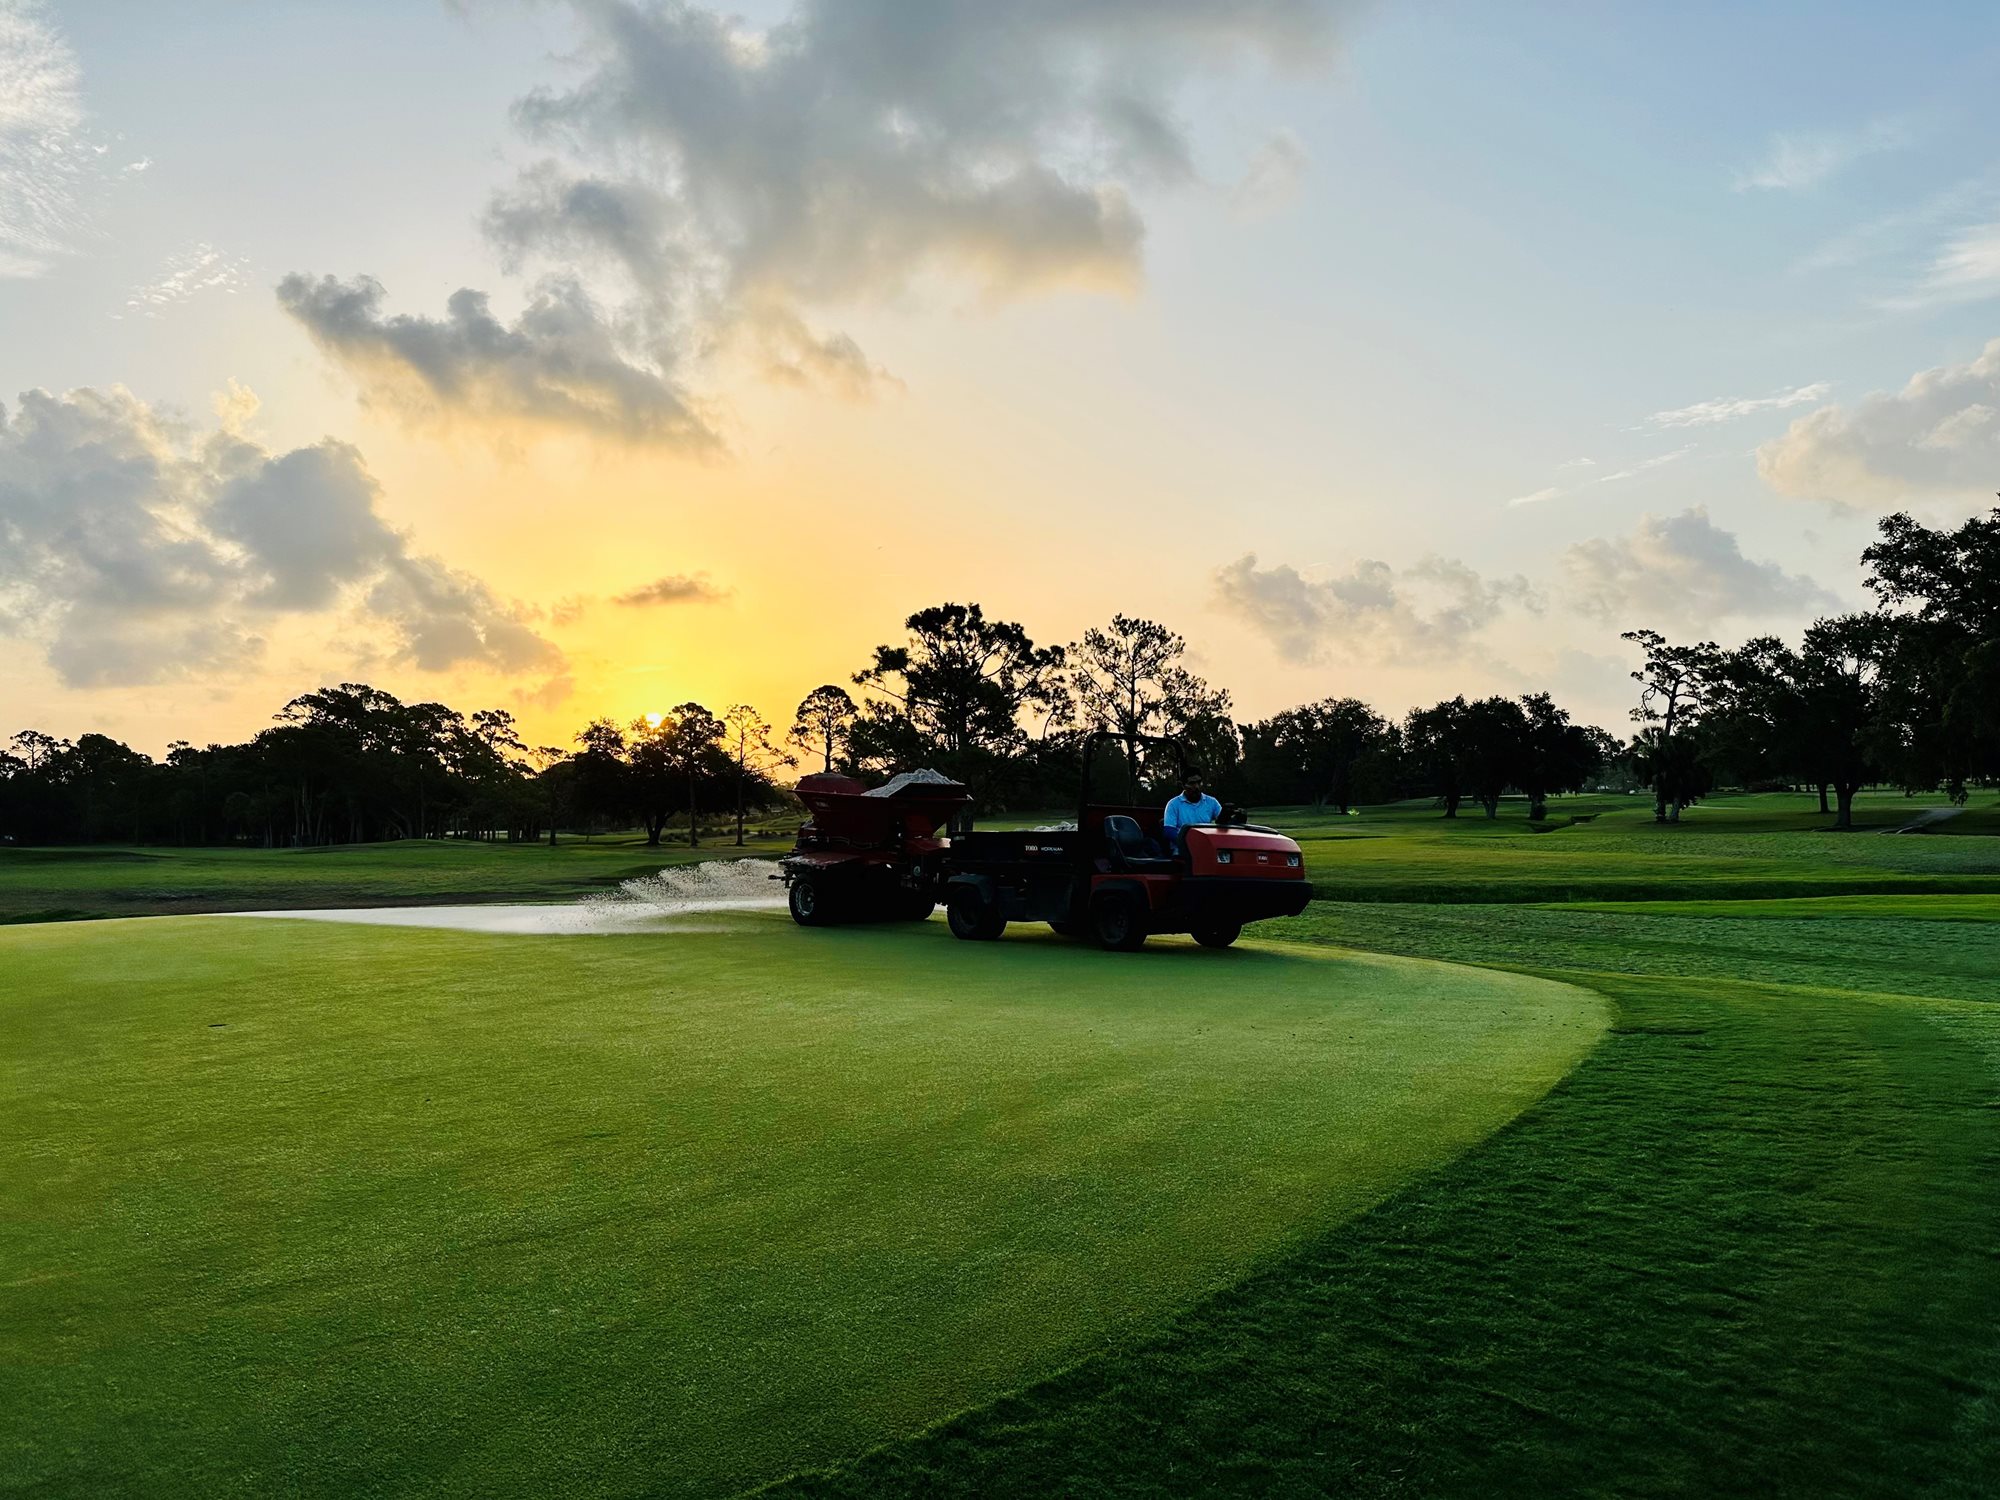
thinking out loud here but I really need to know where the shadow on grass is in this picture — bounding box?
[775,972,2000,1499]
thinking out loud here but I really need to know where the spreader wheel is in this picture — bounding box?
[1191,919,1242,949]
[1090,892,1148,952]
[946,888,1005,941]
[788,877,833,927]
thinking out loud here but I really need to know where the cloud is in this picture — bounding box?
[455,0,1345,407]
[1213,553,1540,664]
[1756,338,2000,506]
[1592,446,1691,485]
[1884,219,2000,310]
[1792,175,1994,278]
[366,555,563,674]
[1649,382,1830,429]
[1504,447,1688,508]
[0,0,86,278]
[612,572,728,607]
[1561,507,1836,628]
[0,385,562,686]
[120,243,248,318]
[1233,128,1309,214]
[1733,119,1910,193]
[206,441,402,609]
[276,272,721,451]
[282,3,1345,436]
[1506,486,1565,509]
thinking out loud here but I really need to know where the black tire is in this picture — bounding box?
[895,893,936,922]
[788,878,832,927]
[1048,920,1080,938]
[1090,892,1148,952]
[1192,920,1242,949]
[946,888,1004,941]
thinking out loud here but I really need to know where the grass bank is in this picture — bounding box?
[776,901,2000,1497]
[0,917,1596,1497]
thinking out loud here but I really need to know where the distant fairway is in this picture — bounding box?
[0,915,1600,1498]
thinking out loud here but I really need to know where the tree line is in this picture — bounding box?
[1619,507,2000,827]
[3,508,1992,846]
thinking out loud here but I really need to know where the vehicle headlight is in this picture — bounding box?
[1214,849,1233,864]
[1286,853,1301,867]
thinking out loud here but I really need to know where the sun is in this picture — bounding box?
[644,711,665,728]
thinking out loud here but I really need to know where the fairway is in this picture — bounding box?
[0,914,1601,1498]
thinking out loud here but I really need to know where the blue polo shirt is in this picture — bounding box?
[1162,792,1221,848]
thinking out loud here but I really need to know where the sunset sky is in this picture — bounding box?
[5,0,1999,754]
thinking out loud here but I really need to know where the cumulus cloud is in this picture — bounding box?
[1649,381,1830,429]
[612,572,728,607]
[1213,553,1540,664]
[276,272,721,451]
[367,555,562,674]
[1733,119,1910,193]
[1756,338,2000,506]
[506,0,1336,297]
[301,0,1343,433]
[0,385,562,686]
[1561,507,1836,629]
[0,0,86,278]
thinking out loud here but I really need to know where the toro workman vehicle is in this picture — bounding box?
[777,734,1309,951]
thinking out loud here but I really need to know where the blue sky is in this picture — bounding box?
[4,0,1998,749]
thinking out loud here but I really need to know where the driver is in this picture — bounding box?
[1161,772,1222,853]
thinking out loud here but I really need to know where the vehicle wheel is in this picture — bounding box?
[1048,920,1080,938]
[1090,892,1147,952]
[947,888,1005,941]
[1192,920,1242,949]
[895,893,936,921]
[788,878,833,927]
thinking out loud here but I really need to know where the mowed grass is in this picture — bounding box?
[782,898,2000,1497]
[0,835,792,925]
[8,787,2000,1496]
[6,790,1997,925]
[1281,794,2000,903]
[0,915,1601,1498]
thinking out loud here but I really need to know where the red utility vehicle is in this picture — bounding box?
[937,732,1309,950]
[777,734,1309,951]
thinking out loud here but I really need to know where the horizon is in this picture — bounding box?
[6,0,2000,758]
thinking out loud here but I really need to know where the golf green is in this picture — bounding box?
[1,913,1602,1497]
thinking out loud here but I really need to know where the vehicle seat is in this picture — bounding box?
[1102,815,1179,872]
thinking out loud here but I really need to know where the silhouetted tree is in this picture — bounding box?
[1797,615,1893,829]
[1458,696,1531,819]
[1622,628,1721,823]
[1260,698,1392,813]
[659,702,724,847]
[1404,698,1471,817]
[1516,693,1604,820]
[722,704,794,846]
[789,685,857,773]
[850,602,1065,821]
[1863,506,2000,799]
[571,719,632,840]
